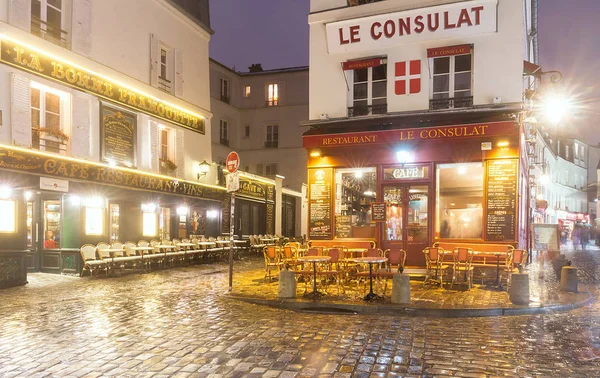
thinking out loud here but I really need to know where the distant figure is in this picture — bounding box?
[581,225,590,250]
[440,220,451,238]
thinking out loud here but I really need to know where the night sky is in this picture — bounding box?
[209,0,600,144]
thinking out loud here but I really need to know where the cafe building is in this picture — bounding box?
[0,0,221,286]
[304,0,536,266]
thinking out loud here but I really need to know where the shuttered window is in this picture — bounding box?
[30,81,69,155]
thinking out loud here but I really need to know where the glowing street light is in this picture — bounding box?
[541,93,572,124]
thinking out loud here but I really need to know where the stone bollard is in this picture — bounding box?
[278,269,297,298]
[509,273,530,305]
[560,266,578,293]
[391,273,410,304]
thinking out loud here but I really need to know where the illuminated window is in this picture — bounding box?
[143,212,158,237]
[333,168,377,238]
[160,47,168,80]
[159,207,171,240]
[0,200,16,233]
[85,207,104,235]
[267,83,278,106]
[244,85,251,98]
[43,200,61,248]
[31,82,69,154]
[347,62,387,116]
[158,126,176,175]
[436,163,483,239]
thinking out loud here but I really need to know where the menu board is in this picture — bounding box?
[485,159,517,241]
[100,103,136,167]
[532,224,560,251]
[266,203,275,235]
[335,215,352,238]
[309,168,332,239]
[371,202,386,222]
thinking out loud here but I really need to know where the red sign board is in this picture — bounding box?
[427,44,471,58]
[342,58,382,71]
[226,151,240,173]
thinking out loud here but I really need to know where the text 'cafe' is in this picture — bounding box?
[303,120,527,267]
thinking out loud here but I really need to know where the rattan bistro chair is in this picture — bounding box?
[316,248,344,295]
[80,244,108,276]
[451,247,475,289]
[504,249,528,290]
[423,247,450,287]
[263,246,282,282]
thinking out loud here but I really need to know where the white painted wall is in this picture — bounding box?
[0,0,213,183]
[309,0,525,120]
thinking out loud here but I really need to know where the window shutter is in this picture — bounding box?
[277,81,285,106]
[71,0,92,56]
[8,0,31,32]
[256,164,263,176]
[174,48,184,97]
[149,119,159,173]
[71,92,91,159]
[10,74,32,147]
[175,128,185,178]
[150,34,159,87]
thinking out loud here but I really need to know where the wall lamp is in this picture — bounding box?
[197,160,211,179]
[309,149,322,157]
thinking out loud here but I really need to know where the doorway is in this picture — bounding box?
[382,184,430,266]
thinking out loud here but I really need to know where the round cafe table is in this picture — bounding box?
[297,255,331,299]
[353,257,388,301]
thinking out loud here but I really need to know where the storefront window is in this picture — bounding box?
[143,212,158,237]
[159,207,171,240]
[26,202,33,248]
[334,168,377,238]
[0,200,17,233]
[44,200,61,249]
[109,204,120,241]
[436,163,483,239]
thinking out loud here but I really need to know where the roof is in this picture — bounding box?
[209,58,308,76]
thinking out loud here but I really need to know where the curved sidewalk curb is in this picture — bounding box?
[229,292,595,318]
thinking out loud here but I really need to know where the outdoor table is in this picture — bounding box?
[345,248,367,258]
[176,242,196,264]
[482,251,509,291]
[260,238,275,244]
[157,245,176,268]
[131,246,154,272]
[99,248,125,275]
[353,257,388,301]
[197,242,216,261]
[297,255,331,299]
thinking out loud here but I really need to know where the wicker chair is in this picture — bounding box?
[79,244,107,276]
[423,247,450,287]
[451,247,474,289]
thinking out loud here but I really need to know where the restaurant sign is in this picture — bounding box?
[237,178,267,201]
[303,121,516,148]
[0,145,224,201]
[384,165,429,180]
[0,39,204,134]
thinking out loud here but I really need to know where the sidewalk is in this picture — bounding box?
[229,246,599,317]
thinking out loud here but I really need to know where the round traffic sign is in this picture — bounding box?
[226,151,240,173]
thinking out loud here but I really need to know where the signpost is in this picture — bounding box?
[226,151,240,291]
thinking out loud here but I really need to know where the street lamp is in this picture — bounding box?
[197,160,211,179]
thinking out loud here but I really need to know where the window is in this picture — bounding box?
[347,63,387,116]
[220,120,229,146]
[220,78,230,103]
[244,85,251,98]
[160,47,168,80]
[265,163,278,177]
[436,163,483,239]
[159,207,170,240]
[43,200,61,249]
[31,82,69,154]
[334,168,377,237]
[31,0,67,47]
[244,125,250,138]
[267,83,278,106]
[158,126,176,175]
[265,125,278,148]
[430,53,472,109]
[0,200,17,233]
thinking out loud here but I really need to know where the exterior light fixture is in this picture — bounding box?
[24,191,33,201]
[309,149,322,157]
[0,186,12,199]
[396,150,413,164]
[206,209,219,219]
[197,160,211,179]
[176,206,189,216]
[497,141,510,147]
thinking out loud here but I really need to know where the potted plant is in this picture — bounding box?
[159,158,177,172]
[32,127,70,143]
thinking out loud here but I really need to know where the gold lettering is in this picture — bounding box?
[51,62,65,79]
[103,83,114,97]
[91,77,104,94]
[118,88,128,102]
[44,159,57,174]
[13,47,26,66]
[115,171,123,184]
[27,54,44,72]
[56,162,68,176]
[80,166,89,179]
[128,93,138,107]
[157,104,165,116]
[70,164,81,178]
[106,170,115,183]
[96,168,107,181]
[130,175,139,187]
[65,68,77,83]
[165,107,173,119]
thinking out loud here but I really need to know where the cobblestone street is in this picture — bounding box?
[1,250,599,378]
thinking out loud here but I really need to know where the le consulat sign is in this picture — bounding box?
[0,39,205,134]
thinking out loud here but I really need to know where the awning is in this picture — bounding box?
[524,60,542,76]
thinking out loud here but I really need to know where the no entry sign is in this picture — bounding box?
[226,151,240,173]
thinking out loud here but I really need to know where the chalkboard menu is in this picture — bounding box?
[371,202,386,222]
[335,215,352,238]
[100,103,136,167]
[309,168,332,239]
[485,159,517,241]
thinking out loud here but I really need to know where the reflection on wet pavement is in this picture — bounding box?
[0,247,597,377]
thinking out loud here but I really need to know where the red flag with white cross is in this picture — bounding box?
[395,60,421,95]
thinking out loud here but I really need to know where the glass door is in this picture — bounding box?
[383,184,429,266]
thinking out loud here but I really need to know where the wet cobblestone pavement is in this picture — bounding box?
[0,247,599,377]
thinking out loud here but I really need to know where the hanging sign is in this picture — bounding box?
[371,202,386,222]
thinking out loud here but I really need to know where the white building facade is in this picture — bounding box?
[304,0,536,266]
[0,0,223,279]
[209,60,308,237]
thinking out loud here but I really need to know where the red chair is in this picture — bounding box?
[422,247,450,287]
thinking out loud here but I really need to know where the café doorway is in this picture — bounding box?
[381,184,430,266]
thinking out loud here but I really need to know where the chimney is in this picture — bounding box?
[248,63,263,73]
